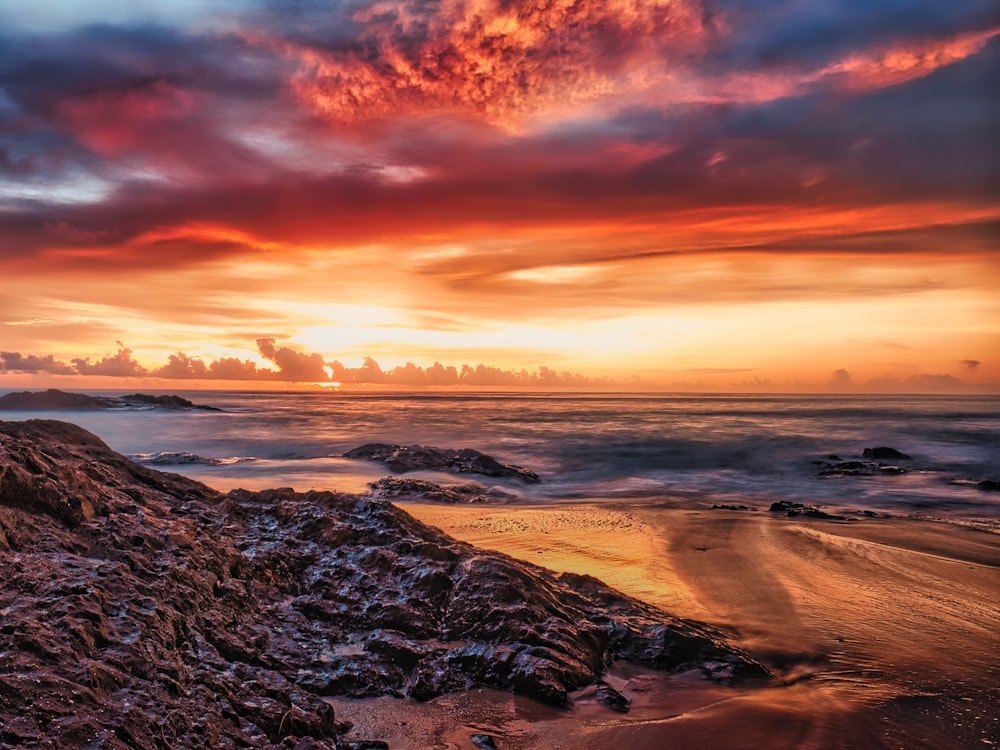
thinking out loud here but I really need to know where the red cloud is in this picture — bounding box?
[259,0,706,128]
[58,80,195,156]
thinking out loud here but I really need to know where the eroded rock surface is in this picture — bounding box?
[0,420,766,748]
[344,443,540,483]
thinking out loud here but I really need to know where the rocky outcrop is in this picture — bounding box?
[117,393,222,411]
[365,477,515,504]
[0,388,109,410]
[344,443,540,483]
[815,446,912,477]
[0,420,766,748]
[0,389,221,411]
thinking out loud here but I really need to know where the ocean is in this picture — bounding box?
[3,390,999,523]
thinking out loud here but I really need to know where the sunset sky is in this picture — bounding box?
[1,0,998,391]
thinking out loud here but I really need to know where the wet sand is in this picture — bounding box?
[330,503,1000,749]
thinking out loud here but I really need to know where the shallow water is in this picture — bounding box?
[337,505,1000,749]
[2,390,998,520]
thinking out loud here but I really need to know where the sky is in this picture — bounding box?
[1,0,998,391]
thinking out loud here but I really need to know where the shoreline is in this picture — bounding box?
[2,415,997,747]
[382,502,1000,748]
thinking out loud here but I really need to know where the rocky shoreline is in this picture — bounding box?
[0,420,766,749]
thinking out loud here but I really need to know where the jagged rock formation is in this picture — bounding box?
[344,443,540,483]
[0,389,221,411]
[0,420,766,748]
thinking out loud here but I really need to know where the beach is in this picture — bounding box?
[2,391,998,748]
[334,502,1000,749]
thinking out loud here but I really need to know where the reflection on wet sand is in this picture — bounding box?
[331,504,999,749]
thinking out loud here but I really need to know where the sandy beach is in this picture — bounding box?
[328,502,1000,749]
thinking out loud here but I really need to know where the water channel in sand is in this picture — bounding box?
[328,503,1000,749]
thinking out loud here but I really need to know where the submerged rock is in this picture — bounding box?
[818,460,907,477]
[344,443,540,483]
[0,388,221,411]
[769,501,848,520]
[117,393,222,411]
[595,680,631,713]
[814,447,913,478]
[129,451,255,467]
[0,419,766,748]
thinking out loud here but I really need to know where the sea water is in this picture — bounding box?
[3,390,998,522]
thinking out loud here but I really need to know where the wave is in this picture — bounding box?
[128,452,256,467]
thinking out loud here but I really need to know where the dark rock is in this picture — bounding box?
[471,734,499,750]
[118,393,222,411]
[711,504,755,511]
[366,477,513,504]
[345,443,540,483]
[595,680,631,712]
[768,501,847,520]
[0,389,110,410]
[0,419,767,748]
[977,480,1000,492]
[0,389,221,411]
[862,446,911,460]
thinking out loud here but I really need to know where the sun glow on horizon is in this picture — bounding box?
[0,0,996,393]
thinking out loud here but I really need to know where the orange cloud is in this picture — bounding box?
[820,26,1000,92]
[706,26,1000,104]
[256,0,706,129]
[262,4,999,130]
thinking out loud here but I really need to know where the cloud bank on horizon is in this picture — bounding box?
[1,0,998,390]
[0,341,605,388]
